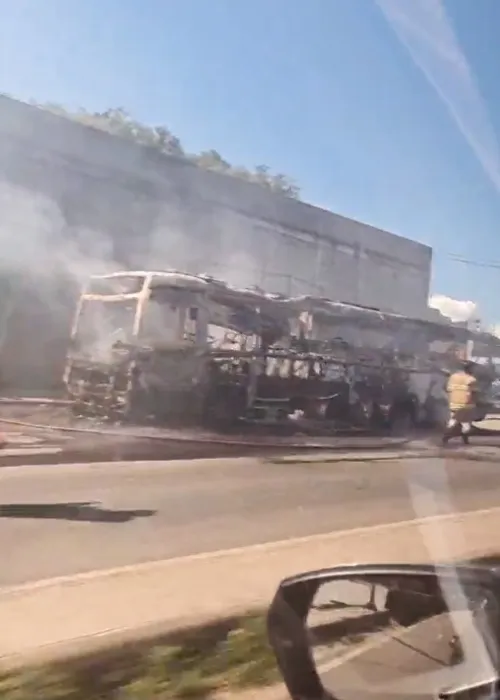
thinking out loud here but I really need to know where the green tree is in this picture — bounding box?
[192,149,231,173]
[30,100,300,199]
[40,105,185,157]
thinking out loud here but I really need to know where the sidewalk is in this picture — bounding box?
[476,416,500,431]
[2,505,500,668]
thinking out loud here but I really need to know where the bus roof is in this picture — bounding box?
[84,271,500,345]
[87,270,287,301]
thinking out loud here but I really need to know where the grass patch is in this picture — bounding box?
[0,612,280,699]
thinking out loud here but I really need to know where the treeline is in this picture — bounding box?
[27,101,300,199]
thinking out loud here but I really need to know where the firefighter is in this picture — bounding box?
[442,361,479,445]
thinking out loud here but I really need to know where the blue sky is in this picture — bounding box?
[1,0,500,322]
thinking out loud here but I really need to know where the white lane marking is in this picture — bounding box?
[315,618,420,674]
[0,448,62,457]
[1,505,499,595]
[314,611,494,697]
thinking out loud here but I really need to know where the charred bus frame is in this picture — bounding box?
[64,271,490,433]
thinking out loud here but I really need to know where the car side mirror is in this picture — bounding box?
[439,677,500,699]
[266,563,500,700]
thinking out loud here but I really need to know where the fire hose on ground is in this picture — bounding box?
[0,397,416,450]
[0,398,499,452]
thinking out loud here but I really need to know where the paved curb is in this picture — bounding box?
[0,447,422,469]
[0,440,421,468]
[270,444,500,465]
[268,449,434,464]
[1,445,499,469]
[0,440,271,467]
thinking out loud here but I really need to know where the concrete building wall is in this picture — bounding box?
[0,96,432,391]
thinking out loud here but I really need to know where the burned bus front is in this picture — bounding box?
[63,274,145,417]
[64,271,211,422]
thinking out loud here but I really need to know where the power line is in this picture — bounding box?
[432,248,500,269]
[448,255,500,270]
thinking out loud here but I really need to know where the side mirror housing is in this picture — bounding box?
[267,563,500,700]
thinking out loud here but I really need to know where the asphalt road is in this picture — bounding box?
[2,454,500,586]
[314,612,477,700]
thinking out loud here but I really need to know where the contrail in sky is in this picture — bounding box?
[376,0,500,192]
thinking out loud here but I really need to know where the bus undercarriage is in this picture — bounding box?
[66,349,428,435]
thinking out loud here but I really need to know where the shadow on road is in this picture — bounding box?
[0,502,156,522]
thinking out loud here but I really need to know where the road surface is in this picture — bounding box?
[315,613,461,700]
[1,454,500,586]
[313,608,493,700]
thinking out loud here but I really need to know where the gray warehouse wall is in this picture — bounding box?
[0,96,432,391]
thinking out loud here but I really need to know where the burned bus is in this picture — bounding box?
[64,271,486,434]
[279,296,478,432]
[63,270,290,425]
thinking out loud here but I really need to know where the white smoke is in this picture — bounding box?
[0,183,120,283]
[376,0,500,192]
[429,293,477,322]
